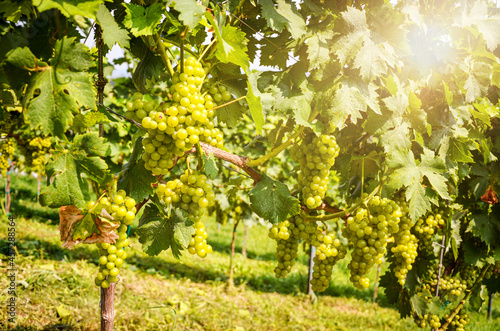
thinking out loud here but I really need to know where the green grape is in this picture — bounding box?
[269,215,347,291]
[342,196,403,289]
[290,130,340,209]
[86,191,136,288]
[187,221,212,258]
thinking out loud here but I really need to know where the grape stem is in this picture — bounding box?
[438,264,491,331]
[96,103,146,131]
[211,96,246,111]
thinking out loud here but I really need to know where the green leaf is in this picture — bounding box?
[324,80,380,130]
[216,24,250,74]
[260,0,306,39]
[443,81,454,106]
[306,30,334,70]
[215,98,245,127]
[118,137,156,203]
[249,174,299,224]
[246,79,265,135]
[96,4,130,48]
[123,3,164,37]
[468,208,500,246]
[172,0,205,30]
[464,60,492,103]
[386,148,448,219]
[136,200,195,259]
[469,284,485,311]
[5,38,96,138]
[332,6,397,82]
[0,0,33,22]
[410,294,428,317]
[458,1,500,51]
[202,152,219,180]
[40,133,111,209]
[33,0,102,19]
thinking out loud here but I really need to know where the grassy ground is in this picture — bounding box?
[0,175,499,330]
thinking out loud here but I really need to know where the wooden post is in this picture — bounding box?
[307,245,316,296]
[5,162,13,215]
[95,23,114,331]
[373,263,381,303]
[488,293,494,320]
[228,219,240,287]
[242,224,248,258]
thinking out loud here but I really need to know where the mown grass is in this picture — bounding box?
[0,175,499,330]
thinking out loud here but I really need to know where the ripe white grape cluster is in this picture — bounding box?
[156,169,215,258]
[124,57,226,176]
[269,215,346,291]
[343,196,403,289]
[291,130,340,209]
[87,190,136,289]
[0,138,15,176]
[187,220,213,258]
[391,196,418,285]
[413,212,444,252]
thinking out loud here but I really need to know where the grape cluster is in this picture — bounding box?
[268,219,299,278]
[414,313,441,329]
[156,169,215,220]
[87,190,136,288]
[449,309,470,331]
[0,138,15,176]
[22,136,52,173]
[343,196,403,289]
[413,213,444,252]
[291,130,340,209]
[457,262,477,287]
[391,195,418,285]
[124,58,225,176]
[187,220,213,258]
[156,169,216,258]
[269,215,346,291]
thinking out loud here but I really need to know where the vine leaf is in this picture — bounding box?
[202,152,219,180]
[325,79,379,130]
[463,60,491,103]
[172,0,205,30]
[332,6,397,82]
[96,4,130,48]
[123,3,164,37]
[59,205,119,250]
[40,133,111,209]
[118,137,156,203]
[467,206,500,246]
[457,1,500,51]
[4,37,96,138]
[136,197,195,259]
[306,30,335,70]
[249,174,299,224]
[386,148,449,220]
[260,0,306,39]
[32,0,102,19]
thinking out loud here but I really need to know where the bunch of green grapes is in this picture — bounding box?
[484,260,500,279]
[0,138,15,176]
[413,213,444,252]
[156,169,216,258]
[390,195,418,285]
[20,136,52,173]
[448,309,470,331]
[414,313,441,329]
[125,58,225,176]
[269,215,346,290]
[311,233,347,292]
[86,190,136,289]
[343,196,403,289]
[457,262,477,287]
[268,219,299,278]
[187,220,213,258]
[156,169,215,221]
[291,130,340,209]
